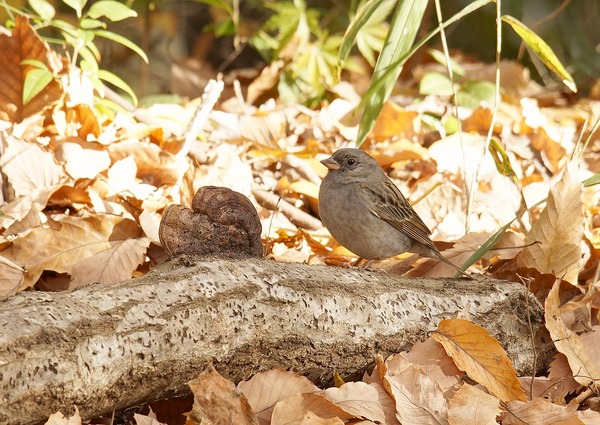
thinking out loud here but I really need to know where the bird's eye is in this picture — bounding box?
[347,158,356,166]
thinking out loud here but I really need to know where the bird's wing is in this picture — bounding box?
[365,180,437,249]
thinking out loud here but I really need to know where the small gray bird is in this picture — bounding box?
[318,148,467,275]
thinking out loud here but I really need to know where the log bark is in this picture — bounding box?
[0,257,551,425]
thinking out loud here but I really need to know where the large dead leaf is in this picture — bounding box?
[108,140,188,188]
[432,319,527,403]
[237,369,319,425]
[0,215,142,290]
[545,280,600,387]
[55,138,111,179]
[403,337,465,396]
[0,135,65,198]
[3,201,46,236]
[516,165,583,284]
[270,393,354,425]
[382,354,449,425]
[322,382,386,423]
[69,235,149,288]
[448,383,500,425]
[187,367,257,425]
[0,15,63,123]
[547,353,582,401]
[0,255,26,297]
[503,397,584,425]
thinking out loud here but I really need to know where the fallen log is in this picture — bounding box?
[0,257,550,424]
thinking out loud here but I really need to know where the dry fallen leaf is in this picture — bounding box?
[382,353,449,425]
[0,215,144,289]
[503,397,584,425]
[432,318,527,403]
[369,100,418,141]
[546,353,582,402]
[0,255,25,297]
[0,15,63,123]
[69,235,150,288]
[516,165,583,285]
[54,138,111,180]
[134,412,167,425]
[270,393,354,425]
[544,279,600,388]
[237,369,319,425]
[0,135,65,197]
[187,366,257,425]
[322,382,386,423]
[448,383,500,425]
[403,337,464,396]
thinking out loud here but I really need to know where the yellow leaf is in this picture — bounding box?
[432,318,527,402]
[502,15,576,93]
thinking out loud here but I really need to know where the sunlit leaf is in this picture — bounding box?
[27,0,55,20]
[339,0,393,70]
[502,15,576,92]
[93,29,148,63]
[456,80,496,108]
[86,0,137,21]
[97,69,138,105]
[516,165,583,284]
[583,173,600,187]
[62,0,87,18]
[79,18,106,30]
[22,68,54,105]
[356,0,428,146]
[419,71,454,96]
[432,319,527,402]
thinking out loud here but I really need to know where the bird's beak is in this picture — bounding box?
[321,156,340,170]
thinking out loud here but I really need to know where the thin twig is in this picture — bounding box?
[179,78,225,159]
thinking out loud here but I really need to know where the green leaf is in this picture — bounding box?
[93,29,148,63]
[354,0,395,68]
[456,80,496,108]
[28,0,55,20]
[97,69,138,105]
[419,72,454,96]
[454,218,515,277]
[79,46,100,69]
[339,0,393,70]
[502,15,576,93]
[583,173,600,187]
[86,1,137,22]
[356,0,428,146]
[62,0,87,18]
[51,19,79,38]
[20,59,49,69]
[488,138,518,183]
[80,18,106,29]
[23,68,54,104]
[94,96,124,117]
[354,0,492,122]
